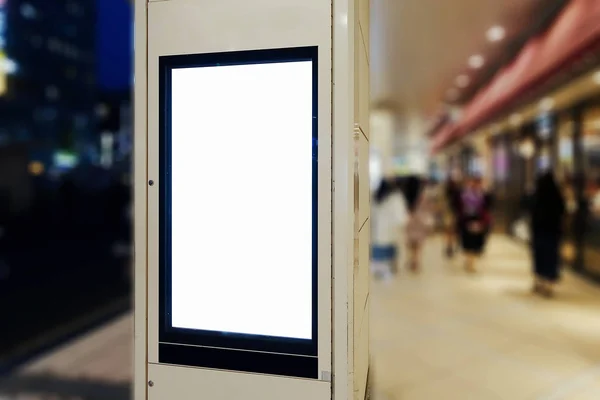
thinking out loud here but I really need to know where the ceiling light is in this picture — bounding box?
[455,75,470,88]
[468,55,485,69]
[446,88,460,100]
[510,113,522,126]
[593,70,600,85]
[449,107,463,122]
[487,25,506,42]
[539,97,554,111]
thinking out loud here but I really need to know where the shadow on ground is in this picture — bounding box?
[0,373,130,400]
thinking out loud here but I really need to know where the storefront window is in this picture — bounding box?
[536,148,551,173]
[581,105,600,272]
[467,155,483,176]
[536,112,553,140]
[553,114,576,264]
[493,143,508,183]
[582,107,600,187]
[518,133,536,191]
[557,116,574,181]
[534,112,555,175]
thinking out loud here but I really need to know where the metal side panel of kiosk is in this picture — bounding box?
[143,0,333,398]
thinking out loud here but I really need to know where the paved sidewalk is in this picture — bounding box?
[2,235,599,399]
[0,314,132,400]
[371,235,600,400]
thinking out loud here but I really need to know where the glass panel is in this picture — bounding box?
[157,47,319,377]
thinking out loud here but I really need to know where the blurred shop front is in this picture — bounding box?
[578,103,600,277]
[442,91,600,281]
[429,0,600,282]
[501,99,600,278]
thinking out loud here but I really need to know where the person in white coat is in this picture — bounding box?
[371,178,410,279]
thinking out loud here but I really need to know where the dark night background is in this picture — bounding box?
[98,0,132,90]
[0,0,135,375]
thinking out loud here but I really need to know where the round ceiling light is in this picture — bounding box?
[510,113,522,127]
[455,75,470,88]
[446,88,459,100]
[487,25,506,42]
[468,54,485,69]
[539,97,554,112]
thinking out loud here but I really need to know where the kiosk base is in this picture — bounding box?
[147,363,330,400]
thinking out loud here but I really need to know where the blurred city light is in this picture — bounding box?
[2,58,16,74]
[27,160,44,176]
[0,0,7,97]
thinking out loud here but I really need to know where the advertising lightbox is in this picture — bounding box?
[158,47,318,379]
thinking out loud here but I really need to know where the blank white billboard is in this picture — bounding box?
[169,60,314,340]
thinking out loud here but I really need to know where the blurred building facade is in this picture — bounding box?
[97,89,132,176]
[0,0,97,213]
[4,0,96,158]
[0,1,135,365]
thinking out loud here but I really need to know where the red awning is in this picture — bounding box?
[457,0,600,135]
[430,123,458,153]
[461,39,541,129]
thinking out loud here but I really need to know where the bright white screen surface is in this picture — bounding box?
[169,60,314,340]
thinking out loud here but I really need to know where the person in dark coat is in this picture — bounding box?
[480,187,495,252]
[458,176,490,272]
[403,175,423,214]
[444,176,462,257]
[530,172,566,298]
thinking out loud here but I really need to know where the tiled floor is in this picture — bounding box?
[18,313,133,382]
[2,235,599,400]
[371,235,600,400]
[0,314,132,399]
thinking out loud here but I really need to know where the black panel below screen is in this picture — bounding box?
[159,343,319,379]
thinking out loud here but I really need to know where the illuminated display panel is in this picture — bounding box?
[0,0,7,95]
[158,47,318,379]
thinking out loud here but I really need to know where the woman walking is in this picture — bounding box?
[371,178,409,279]
[443,174,462,258]
[458,177,490,273]
[404,176,434,272]
[530,172,566,298]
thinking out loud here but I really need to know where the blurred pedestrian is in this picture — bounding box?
[458,176,490,273]
[405,177,435,272]
[481,182,494,252]
[530,172,566,298]
[371,178,409,279]
[443,172,462,258]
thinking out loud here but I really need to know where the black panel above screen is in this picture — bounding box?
[158,46,319,378]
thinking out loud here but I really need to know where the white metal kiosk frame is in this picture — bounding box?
[134,0,368,398]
